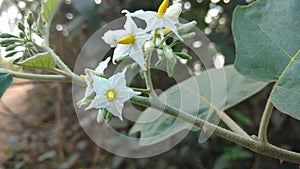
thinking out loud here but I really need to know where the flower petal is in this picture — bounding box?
[109,71,126,88]
[130,44,146,70]
[95,57,111,74]
[165,3,182,22]
[93,75,110,94]
[123,15,138,33]
[108,101,124,120]
[112,44,130,64]
[102,30,127,47]
[163,18,183,40]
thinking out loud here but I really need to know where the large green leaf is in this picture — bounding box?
[16,52,56,69]
[130,65,267,146]
[232,0,300,120]
[0,71,13,98]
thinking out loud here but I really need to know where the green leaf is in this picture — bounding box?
[0,71,13,98]
[130,65,267,146]
[232,0,300,120]
[16,52,56,69]
[41,0,61,24]
[38,0,61,43]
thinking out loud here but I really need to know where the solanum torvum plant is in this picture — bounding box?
[0,0,299,165]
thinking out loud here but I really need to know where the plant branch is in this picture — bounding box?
[258,97,274,143]
[0,69,85,86]
[130,96,300,164]
[199,95,251,139]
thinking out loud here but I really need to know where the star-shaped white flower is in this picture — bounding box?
[86,70,140,120]
[124,0,183,40]
[102,15,150,70]
[82,57,111,99]
[77,57,110,107]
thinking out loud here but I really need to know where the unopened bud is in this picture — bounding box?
[18,22,25,31]
[0,33,18,39]
[77,93,96,108]
[163,46,174,60]
[181,32,196,41]
[174,52,192,60]
[27,12,34,27]
[19,32,25,38]
[5,44,19,51]
[105,112,113,123]
[97,109,107,123]
[178,21,197,34]
[144,40,155,57]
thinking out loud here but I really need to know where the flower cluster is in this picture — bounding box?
[78,0,197,122]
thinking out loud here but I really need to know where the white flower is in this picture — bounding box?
[102,15,150,70]
[82,57,111,99]
[86,70,140,120]
[124,0,183,40]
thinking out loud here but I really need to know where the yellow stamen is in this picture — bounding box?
[107,90,116,101]
[279,159,284,165]
[162,28,171,35]
[80,75,85,80]
[158,0,169,16]
[117,35,135,44]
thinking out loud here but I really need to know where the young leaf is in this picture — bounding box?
[130,65,267,146]
[38,0,61,43]
[0,71,13,98]
[232,0,300,120]
[41,0,61,24]
[16,52,56,69]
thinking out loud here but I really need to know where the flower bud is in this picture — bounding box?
[19,32,25,38]
[174,52,192,60]
[97,108,107,123]
[178,21,197,34]
[5,51,18,58]
[144,40,155,58]
[5,44,19,51]
[0,33,18,38]
[77,93,96,108]
[181,32,196,41]
[27,12,34,27]
[18,22,25,31]
[105,112,113,123]
[163,46,175,63]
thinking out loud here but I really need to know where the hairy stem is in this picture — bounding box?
[130,96,300,164]
[1,69,85,86]
[258,97,274,143]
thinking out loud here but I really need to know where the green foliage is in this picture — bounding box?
[130,65,267,146]
[41,0,61,24]
[213,146,252,169]
[38,0,61,43]
[0,71,13,98]
[16,52,56,69]
[233,0,300,120]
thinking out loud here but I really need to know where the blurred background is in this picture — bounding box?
[0,0,300,168]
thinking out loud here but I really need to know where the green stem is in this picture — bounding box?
[143,44,158,98]
[44,46,73,73]
[2,69,67,82]
[130,96,300,164]
[258,97,274,143]
[1,69,85,87]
